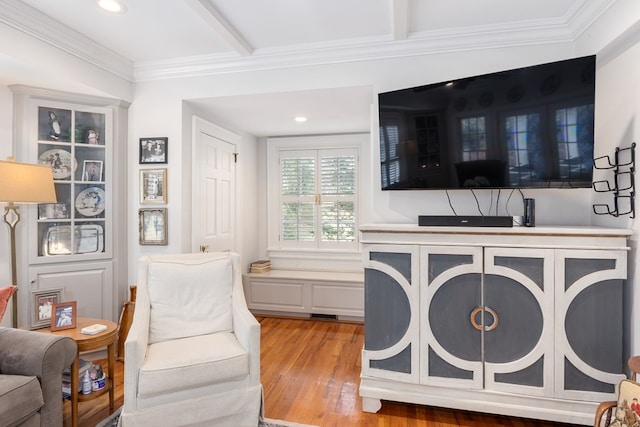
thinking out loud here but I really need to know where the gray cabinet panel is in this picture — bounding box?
[429,273,481,362]
[484,274,543,364]
[364,268,411,351]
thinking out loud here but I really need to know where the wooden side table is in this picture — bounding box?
[35,317,118,427]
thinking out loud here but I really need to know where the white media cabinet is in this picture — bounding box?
[360,224,631,425]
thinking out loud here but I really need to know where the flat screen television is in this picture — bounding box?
[378,55,596,190]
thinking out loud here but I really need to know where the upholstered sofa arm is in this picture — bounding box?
[0,327,76,426]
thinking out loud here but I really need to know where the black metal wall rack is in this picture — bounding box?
[592,142,635,218]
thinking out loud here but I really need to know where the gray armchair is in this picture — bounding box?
[0,327,77,427]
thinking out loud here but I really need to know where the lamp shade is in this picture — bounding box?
[0,160,57,203]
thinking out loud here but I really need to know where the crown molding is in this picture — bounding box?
[134,20,575,82]
[0,0,134,82]
[564,0,618,38]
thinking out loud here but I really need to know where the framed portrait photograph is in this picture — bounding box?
[30,288,64,330]
[82,160,103,182]
[140,168,167,204]
[50,301,77,331]
[139,137,168,164]
[139,208,167,245]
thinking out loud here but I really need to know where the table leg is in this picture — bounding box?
[70,353,79,427]
[107,341,115,412]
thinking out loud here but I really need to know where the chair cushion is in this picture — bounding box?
[610,379,640,427]
[146,254,233,344]
[137,332,249,398]
[0,374,44,427]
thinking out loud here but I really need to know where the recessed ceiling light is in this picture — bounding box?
[294,116,307,123]
[98,0,127,14]
[445,82,454,87]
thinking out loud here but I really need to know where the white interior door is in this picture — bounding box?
[192,117,237,253]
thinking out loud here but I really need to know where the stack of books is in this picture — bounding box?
[62,358,91,398]
[250,260,271,274]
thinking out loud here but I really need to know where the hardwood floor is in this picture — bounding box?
[65,316,581,426]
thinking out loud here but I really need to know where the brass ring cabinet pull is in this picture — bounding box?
[469,306,499,331]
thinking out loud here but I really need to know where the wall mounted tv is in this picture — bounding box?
[378,55,596,190]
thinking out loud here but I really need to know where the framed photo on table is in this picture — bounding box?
[30,288,63,330]
[139,208,168,245]
[51,301,77,331]
[139,137,167,164]
[140,168,167,204]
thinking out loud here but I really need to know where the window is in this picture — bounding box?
[278,147,358,250]
[460,116,487,161]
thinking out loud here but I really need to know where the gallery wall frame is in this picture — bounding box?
[140,168,167,204]
[139,208,168,245]
[139,137,168,164]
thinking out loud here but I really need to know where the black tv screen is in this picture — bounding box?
[378,55,596,190]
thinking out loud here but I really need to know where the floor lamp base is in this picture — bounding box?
[3,203,20,328]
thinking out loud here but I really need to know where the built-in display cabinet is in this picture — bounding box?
[11,86,129,326]
[360,224,631,425]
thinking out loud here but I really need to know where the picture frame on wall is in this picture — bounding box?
[139,137,168,164]
[30,288,63,330]
[50,301,77,331]
[139,208,168,245]
[140,168,167,204]
[82,160,103,182]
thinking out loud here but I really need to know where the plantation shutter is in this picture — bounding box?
[279,148,358,250]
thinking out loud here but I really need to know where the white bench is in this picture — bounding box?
[242,269,364,321]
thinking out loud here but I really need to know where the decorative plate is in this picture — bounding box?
[75,187,105,217]
[38,149,77,180]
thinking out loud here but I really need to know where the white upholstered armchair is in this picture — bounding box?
[120,252,262,426]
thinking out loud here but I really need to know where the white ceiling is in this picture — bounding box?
[0,0,617,136]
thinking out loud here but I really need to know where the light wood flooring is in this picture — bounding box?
[65,316,581,427]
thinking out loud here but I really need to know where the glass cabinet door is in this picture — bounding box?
[34,105,108,259]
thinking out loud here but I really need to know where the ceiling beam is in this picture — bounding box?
[185,0,253,56]
[391,0,410,40]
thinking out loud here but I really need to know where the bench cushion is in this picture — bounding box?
[137,332,249,398]
[0,374,44,427]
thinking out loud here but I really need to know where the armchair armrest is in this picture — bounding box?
[231,256,260,385]
[594,400,616,427]
[0,327,76,426]
[124,284,151,412]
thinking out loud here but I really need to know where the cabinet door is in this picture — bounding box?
[29,261,114,322]
[29,101,111,263]
[362,245,419,383]
[555,249,626,401]
[483,248,554,397]
[420,246,483,389]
